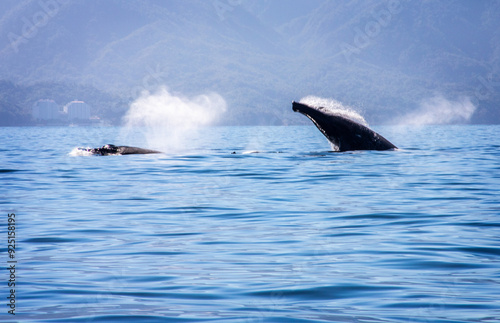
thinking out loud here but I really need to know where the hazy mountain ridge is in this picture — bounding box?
[1,0,499,125]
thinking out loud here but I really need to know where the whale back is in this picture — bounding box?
[82,144,161,155]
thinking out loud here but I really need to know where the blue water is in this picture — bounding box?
[1,125,500,322]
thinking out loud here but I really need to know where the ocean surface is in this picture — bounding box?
[1,125,500,322]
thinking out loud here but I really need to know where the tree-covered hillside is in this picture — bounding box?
[0,0,499,125]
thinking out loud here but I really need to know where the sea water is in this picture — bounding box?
[1,125,499,322]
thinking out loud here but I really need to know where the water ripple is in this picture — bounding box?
[2,125,500,323]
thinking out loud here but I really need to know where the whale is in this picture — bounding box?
[292,101,397,152]
[79,144,161,156]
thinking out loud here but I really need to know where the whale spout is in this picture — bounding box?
[292,101,397,152]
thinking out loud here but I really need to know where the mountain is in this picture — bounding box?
[1,0,499,125]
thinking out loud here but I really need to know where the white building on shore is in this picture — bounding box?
[64,101,91,120]
[32,99,60,120]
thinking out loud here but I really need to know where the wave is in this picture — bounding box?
[68,147,93,156]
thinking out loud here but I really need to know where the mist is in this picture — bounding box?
[122,87,227,153]
[394,95,477,126]
[299,96,369,126]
